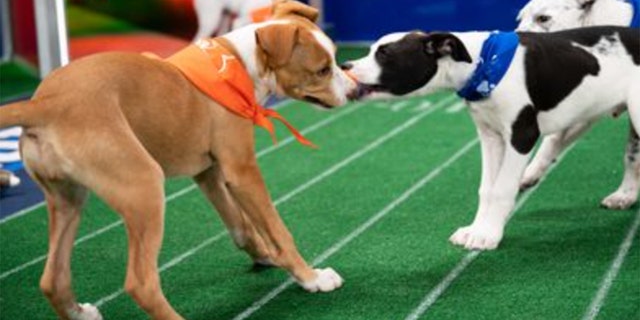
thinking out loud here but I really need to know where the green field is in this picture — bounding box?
[0,93,638,319]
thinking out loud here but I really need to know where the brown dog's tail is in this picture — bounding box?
[0,100,42,128]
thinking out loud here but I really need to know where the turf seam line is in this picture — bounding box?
[0,99,296,226]
[92,95,456,308]
[403,143,577,320]
[0,102,359,281]
[231,137,478,320]
[582,207,640,320]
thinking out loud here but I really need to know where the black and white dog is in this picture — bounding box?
[516,0,640,209]
[343,26,640,250]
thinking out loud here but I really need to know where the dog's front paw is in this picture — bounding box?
[601,190,637,210]
[297,268,343,293]
[449,224,503,250]
[68,303,103,320]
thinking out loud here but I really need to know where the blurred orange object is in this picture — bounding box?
[70,33,189,60]
[250,5,273,23]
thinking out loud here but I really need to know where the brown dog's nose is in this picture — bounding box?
[340,62,353,71]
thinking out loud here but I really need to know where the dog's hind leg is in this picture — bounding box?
[91,162,181,319]
[194,165,273,267]
[57,120,182,319]
[520,121,593,190]
[601,122,639,209]
[607,86,640,209]
[37,181,102,320]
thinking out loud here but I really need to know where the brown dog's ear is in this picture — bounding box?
[271,0,319,22]
[255,23,300,68]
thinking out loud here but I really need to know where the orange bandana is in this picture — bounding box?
[250,5,273,23]
[161,39,315,148]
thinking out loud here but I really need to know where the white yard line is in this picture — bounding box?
[232,138,479,320]
[445,100,466,113]
[0,202,46,226]
[0,102,360,280]
[93,95,455,308]
[0,99,297,226]
[582,208,640,320]
[403,145,577,320]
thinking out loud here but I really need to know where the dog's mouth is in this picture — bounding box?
[303,96,333,109]
[352,83,389,99]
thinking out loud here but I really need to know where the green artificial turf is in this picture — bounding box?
[0,93,638,319]
[0,62,40,104]
[66,5,142,37]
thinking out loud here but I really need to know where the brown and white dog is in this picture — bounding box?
[0,1,356,319]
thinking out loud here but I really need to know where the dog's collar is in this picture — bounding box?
[624,0,640,28]
[161,39,315,148]
[456,31,519,102]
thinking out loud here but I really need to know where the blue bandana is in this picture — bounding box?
[624,0,640,28]
[456,32,519,102]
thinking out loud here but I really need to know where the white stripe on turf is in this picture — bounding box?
[581,208,640,320]
[445,100,466,113]
[93,95,456,308]
[232,138,479,320]
[0,102,360,280]
[0,202,46,226]
[0,99,297,226]
[403,144,577,320]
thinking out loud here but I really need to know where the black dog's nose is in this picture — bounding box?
[340,62,353,71]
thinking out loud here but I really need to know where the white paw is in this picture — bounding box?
[297,268,343,293]
[601,190,637,210]
[520,165,543,190]
[449,223,503,250]
[68,303,103,320]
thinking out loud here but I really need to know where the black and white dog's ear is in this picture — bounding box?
[423,33,472,63]
[577,0,596,10]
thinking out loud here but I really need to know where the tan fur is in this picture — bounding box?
[0,4,351,318]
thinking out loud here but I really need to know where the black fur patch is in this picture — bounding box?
[375,32,471,95]
[518,26,639,112]
[518,32,600,112]
[547,26,640,65]
[375,33,440,95]
[511,105,540,154]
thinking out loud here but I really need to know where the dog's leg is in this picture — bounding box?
[194,165,273,266]
[521,121,593,190]
[601,122,640,209]
[67,126,182,319]
[193,0,226,41]
[451,133,530,250]
[450,118,504,249]
[216,140,342,292]
[38,182,102,320]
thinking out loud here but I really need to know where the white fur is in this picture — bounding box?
[68,303,103,320]
[516,0,633,32]
[193,0,272,41]
[297,268,343,292]
[349,31,640,250]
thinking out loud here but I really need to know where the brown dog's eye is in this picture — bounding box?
[317,66,332,77]
[536,15,551,23]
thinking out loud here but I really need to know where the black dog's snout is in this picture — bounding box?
[340,62,354,71]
